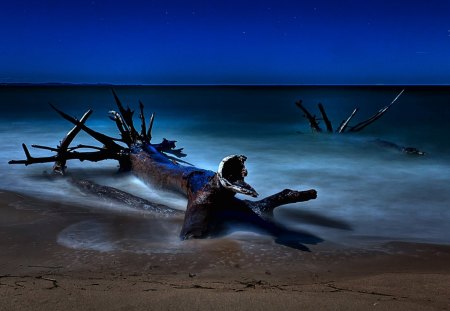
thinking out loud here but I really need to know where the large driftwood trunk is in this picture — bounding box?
[131,145,318,245]
[10,91,319,250]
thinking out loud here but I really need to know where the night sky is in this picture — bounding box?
[1,0,449,85]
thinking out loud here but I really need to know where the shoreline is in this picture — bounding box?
[1,190,449,310]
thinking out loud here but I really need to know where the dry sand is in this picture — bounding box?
[0,190,449,310]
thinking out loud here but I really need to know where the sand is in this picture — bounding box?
[0,190,449,310]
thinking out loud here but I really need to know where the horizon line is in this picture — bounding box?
[1,82,450,87]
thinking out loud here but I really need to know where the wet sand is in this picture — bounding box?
[0,190,449,310]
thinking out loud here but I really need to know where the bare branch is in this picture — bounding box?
[50,104,123,152]
[337,108,358,133]
[138,101,149,142]
[318,103,333,132]
[9,150,125,166]
[246,189,317,221]
[111,89,139,141]
[164,148,187,158]
[164,154,193,166]
[295,100,322,132]
[67,144,105,151]
[59,109,93,151]
[109,110,132,146]
[22,144,32,161]
[147,112,155,141]
[9,144,54,165]
[349,89,405,132]
[153,138,187,158]
[53,109,93,173]
[31,145,59,152]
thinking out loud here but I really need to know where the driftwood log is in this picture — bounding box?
[9,90,320,250]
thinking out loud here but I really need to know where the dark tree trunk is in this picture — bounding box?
[129,145,318,246]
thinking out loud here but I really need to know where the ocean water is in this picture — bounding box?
[1,85,449,249]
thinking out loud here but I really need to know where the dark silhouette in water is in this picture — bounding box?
[278,209,353,231]
[372,139,425,156]
[296,89,426,155]
[297,90,405,133]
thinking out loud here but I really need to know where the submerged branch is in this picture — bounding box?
[337,108,358,133]
[297,89,406,135]
[70,178,183,217]
[349,89,405,132]
[318,103,333,132]
[296,100,322,132]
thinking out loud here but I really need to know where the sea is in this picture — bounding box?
[1,85,449,251]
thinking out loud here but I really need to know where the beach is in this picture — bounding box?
[2,0,450,306]
[1,190,449,310]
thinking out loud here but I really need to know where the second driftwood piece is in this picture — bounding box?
[294,90,425,155]
[296,89,405,134]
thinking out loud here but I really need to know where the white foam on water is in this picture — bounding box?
[57,218,189,254]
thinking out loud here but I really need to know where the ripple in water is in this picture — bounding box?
[57,218,189,254]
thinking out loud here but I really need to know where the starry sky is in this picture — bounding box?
[1,0,449,85]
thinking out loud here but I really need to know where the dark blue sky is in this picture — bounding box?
[1,0,449,84]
